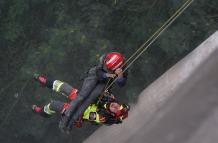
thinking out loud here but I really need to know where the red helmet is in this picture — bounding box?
[104,52,124,71]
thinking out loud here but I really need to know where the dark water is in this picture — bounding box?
[0,0,217,142]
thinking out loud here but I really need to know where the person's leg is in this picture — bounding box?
[49,100,69,114]
[64,72,98,117]
[53,81,78,100]
[66,83,105,131]
[34,74,78,100]
[32,100,69,117]
[32,103,55,118]
[59,68,99,132]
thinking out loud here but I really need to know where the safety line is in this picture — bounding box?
[123,0,194,67]
[104,0,194,91]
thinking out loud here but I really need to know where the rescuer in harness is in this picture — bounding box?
[32,52,129,131]
[32,90,129,128]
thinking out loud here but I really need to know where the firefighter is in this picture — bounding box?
[32,93,129,128]
[33,52,128,131]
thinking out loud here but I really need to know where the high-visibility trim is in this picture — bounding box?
[68,88,78,100]
[104,103,107,109]
[53,80,64,92]
[83,104,101,123]
[44,103,56,115]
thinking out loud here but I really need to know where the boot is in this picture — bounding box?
[32,104,51,118]
[32,105,42,113]
[34,73,47,85]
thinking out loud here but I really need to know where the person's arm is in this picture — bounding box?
[114,68,128,87]
[97,68,116,81]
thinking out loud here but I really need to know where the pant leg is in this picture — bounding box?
[42,76,75,97]
[59,67,98,132]
[66,83,106,131]
[37,100,65,118]
[64,68,98,117]
[49,100,65,113]
[52,80,73,96]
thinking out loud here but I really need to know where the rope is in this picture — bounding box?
[104,0,194,91]
[123,0,193,67]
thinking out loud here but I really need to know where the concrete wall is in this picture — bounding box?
[84,31,218,143]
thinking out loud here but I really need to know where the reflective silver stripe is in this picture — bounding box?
[53,80,64,92]
[44,103,56,115]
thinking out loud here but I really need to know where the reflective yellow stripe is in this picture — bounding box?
[104,103,107,109]
[44,103,56,115]
[53,80,64,92]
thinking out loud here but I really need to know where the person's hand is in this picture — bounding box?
[115,68,123,77]
[106,73,116,78]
